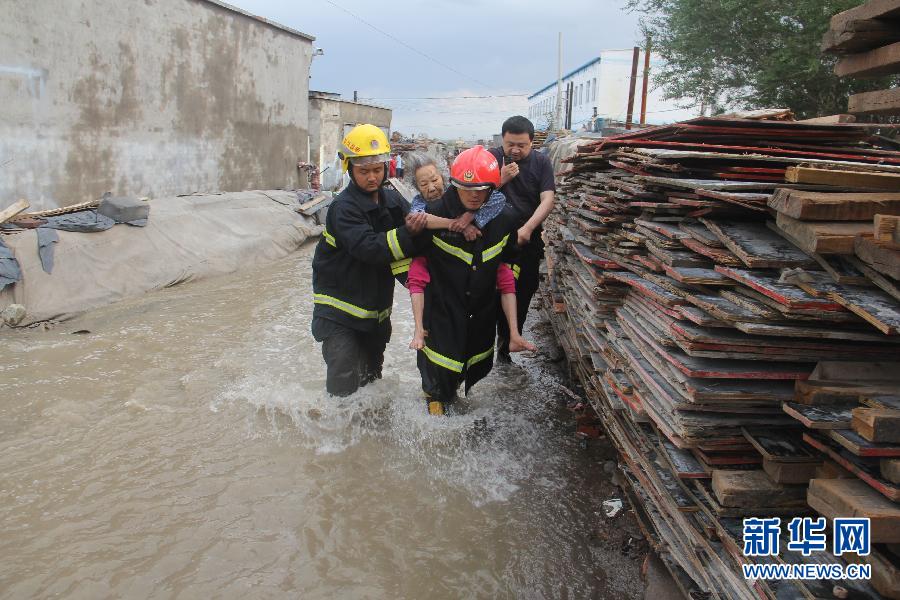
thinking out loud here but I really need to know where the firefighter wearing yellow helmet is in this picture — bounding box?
[311,124,427,396]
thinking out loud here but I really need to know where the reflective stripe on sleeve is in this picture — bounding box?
[390,257,412,275]
[323,229,337,247]
[387,228,404,261]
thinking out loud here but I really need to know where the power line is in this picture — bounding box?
[321,0,494,90]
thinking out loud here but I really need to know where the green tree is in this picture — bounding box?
[627,0,898,118]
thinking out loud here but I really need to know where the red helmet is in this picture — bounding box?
[450,145,500,191]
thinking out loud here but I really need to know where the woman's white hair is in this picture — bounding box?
[403,151,439,184]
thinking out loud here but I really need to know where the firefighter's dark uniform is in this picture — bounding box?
[417,187,519,403]
[311,182,416,396]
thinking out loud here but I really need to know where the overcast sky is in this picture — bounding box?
[229,0,644,139]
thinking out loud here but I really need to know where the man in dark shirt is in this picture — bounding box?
[488,116,556,363]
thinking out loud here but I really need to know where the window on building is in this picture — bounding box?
[592,78,597,102]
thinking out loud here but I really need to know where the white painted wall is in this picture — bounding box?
[528,50,700,130]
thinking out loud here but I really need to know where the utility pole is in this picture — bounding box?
[555,32,563,131]
[640,35,651,126]
[625,46,640,130]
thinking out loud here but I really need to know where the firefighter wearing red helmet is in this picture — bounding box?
[412,145,536,415]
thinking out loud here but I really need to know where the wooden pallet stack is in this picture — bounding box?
[541,115,900,599]
[823,0,900,117]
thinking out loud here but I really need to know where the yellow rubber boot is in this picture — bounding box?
[425,394,446,416]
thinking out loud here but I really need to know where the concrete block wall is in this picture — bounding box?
[1,0,314,210]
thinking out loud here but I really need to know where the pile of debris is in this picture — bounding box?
[541,114,900,599]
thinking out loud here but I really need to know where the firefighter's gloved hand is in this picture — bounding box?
[405,212,428,235]
[509,334,536,353]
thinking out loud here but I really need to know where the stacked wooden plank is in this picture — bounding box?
[823,0,900,116]
[541,115,900,599]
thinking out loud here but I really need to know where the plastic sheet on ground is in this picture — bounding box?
[0,190,321,325]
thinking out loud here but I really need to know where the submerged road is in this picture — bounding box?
[1,242,645,599]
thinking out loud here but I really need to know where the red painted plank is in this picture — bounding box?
[715,266,847,311]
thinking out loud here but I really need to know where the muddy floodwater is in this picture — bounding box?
[1,242,643,599]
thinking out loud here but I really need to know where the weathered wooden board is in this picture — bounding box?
[862,394,900,410]
[727,284,864,322]
[700,218,817,268]
[808,477,900,542]
[774,213,873,254]
[875,213,900,244]
[812,252,871,285]
[0,199,29,225]
[693,478,806,518]
[673,305,729,328]
[816,459,855,479]
[711,470,807,508]
[636,175,782,192]
[768,188,900,220]
[668,318,897,361]
[663,266,734,286]
[607,271,685,307]
[694,447,761,466]
[681,238,744,267]
[715,267,846,311]
[645,241,713,268]
[786,166,900,191]
[849,87,900,116]
[683,292,773,324]
[763,458,821,484]
[835,40,900,77]
[822,17,900,54]
[805,434,900,502]
[618,311,813,380]
[658,437,710,478]
[783,402,854,429]
[852,407,900,443]
[635,219,690,240]
[828,428,900,458]
[855,234,900,280]
[742,427,819,462]
[718,289,783,319]
[733,320,897,342]
[677,220,723,247]
[848,546,900,600]
[795,272,900,335]
[796,114,857,124]
[882,458,900,484]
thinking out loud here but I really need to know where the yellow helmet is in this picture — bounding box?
[339,124,391,173]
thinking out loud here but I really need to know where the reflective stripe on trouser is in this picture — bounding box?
[314,293,391,322]
[422,344,493,373]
